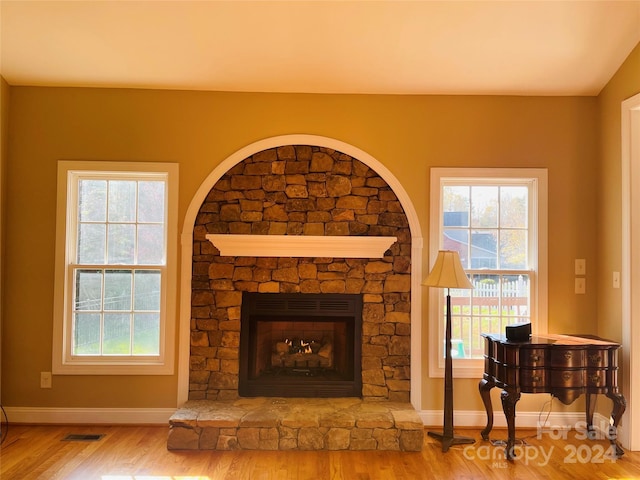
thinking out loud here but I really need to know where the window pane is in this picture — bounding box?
[458,316,473,358]
[107,224,135,264]
[447,288,473,359]
[471,186,498,228]
[500,186,528,228]
[74,313,101,355]
[103,313,131,354]
[443,229,469,268]
[75,270,103,311]
[78,224,106,264]
[138,181,165,223]
[443,186,469,227]
[500,230,527,269]
[108,181,137,222]
[470,230,497,268]
[104,270,132,311]
[79,180,107,222]
[134,271,161,311]
[450,286,471,315]
[137,224,164,265]
[133,313,160,355]
[502,274,530,321]
[471,275,500,316]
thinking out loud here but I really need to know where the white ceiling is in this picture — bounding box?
[1,1,639,96]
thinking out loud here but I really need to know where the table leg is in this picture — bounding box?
[500,388,521,461]
[479,377,495,440]
[606,391,627,457]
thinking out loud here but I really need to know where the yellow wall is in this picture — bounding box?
[1,84,602,411]
[597,42,640,342]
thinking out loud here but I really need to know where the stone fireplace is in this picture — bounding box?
[189,145,412,402]
[169,142,423,451]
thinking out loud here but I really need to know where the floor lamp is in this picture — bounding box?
[424,250,475,452]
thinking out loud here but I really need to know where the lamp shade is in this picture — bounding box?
[423,250,473,289]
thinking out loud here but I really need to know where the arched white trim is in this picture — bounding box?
[621,93,640,450]
[177,135,423,409]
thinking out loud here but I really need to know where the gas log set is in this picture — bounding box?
[272,337,334,374]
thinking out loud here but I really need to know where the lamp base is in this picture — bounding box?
[427,430,475,452]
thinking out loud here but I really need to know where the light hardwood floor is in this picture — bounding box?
[1,424,640,479]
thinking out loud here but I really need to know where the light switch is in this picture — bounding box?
[40,371,52,389]
[575,277,586,294]
[575,259,586,276]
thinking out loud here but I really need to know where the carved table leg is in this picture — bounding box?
[606,391,627,457]
[501,388,521,461]
[479,377,495,440]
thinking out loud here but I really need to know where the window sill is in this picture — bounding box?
[429,359,484,379]
[52,359,173,375]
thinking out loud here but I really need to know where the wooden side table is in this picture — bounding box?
[479,333,626,460]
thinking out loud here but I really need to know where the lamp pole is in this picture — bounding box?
[427,288,475,452]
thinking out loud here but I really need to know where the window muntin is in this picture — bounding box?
[53,162,178,375]
[429,168,547,377]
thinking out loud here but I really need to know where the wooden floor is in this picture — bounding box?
[1,424,640,479]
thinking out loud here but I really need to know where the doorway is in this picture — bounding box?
[621,92,640,451]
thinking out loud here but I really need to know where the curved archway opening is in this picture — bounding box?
[177,135,423,409]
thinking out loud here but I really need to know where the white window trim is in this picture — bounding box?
[428,167,548,378]
[52,161,178,375]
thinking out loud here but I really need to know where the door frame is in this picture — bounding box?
[621,92,640,450]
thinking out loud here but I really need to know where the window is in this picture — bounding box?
[429,168,547,378]
[53,161,178,374]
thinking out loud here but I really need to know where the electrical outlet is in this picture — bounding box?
[40,372,52,389]
[575,259,586,276]
[575,277,586,294]
[613,271,621,289]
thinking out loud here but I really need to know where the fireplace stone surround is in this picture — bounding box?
[189,145,412,403]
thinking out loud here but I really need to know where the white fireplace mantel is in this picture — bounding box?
[206,234,397,258]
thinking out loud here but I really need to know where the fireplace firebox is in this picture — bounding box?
[239,292,363,397]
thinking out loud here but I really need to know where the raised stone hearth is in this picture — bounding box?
[168,398,424,451]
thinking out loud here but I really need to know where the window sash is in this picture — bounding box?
[69,173,168,267]
[70,266,164,358]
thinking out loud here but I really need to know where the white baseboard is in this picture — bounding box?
[3,407,176,425]
[2,406,612,435]
[419,409,608,431]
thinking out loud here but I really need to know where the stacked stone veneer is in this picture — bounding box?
[190,145,411,402]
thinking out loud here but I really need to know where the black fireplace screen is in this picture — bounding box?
[239,292,363,397]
